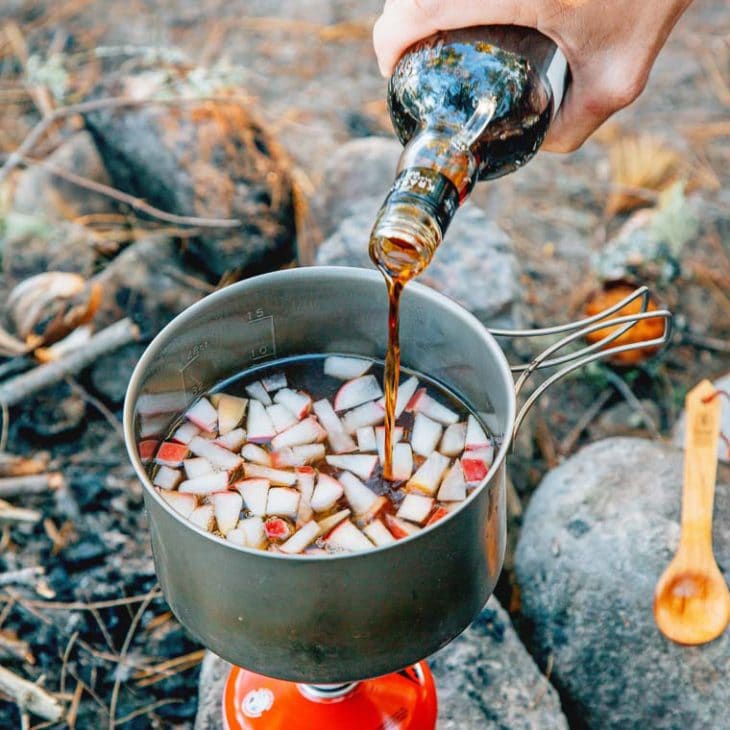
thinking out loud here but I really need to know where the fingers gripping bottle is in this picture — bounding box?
[369,26,567,278]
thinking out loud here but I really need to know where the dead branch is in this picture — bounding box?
[0,453,50,478]
[0,501,41,525]
[0,665,63,722]
[0,567,44,589]
[0,318,140,408]
[0,474,64,499]
[23,154,242,229]
[0,629,34,663]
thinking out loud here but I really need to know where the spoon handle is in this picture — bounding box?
[680,380,722,555]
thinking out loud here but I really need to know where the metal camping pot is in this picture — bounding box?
[124,266,670,683]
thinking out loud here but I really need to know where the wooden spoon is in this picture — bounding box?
[654,379,730,644]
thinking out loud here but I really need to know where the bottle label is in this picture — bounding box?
[388,168,460,234]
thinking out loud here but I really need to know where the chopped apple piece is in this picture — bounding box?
[271,443,325,468]
[189,436,242,471]
[153,465,181,490]
[356,426,377,452]
[138,439,158,464]
[235,478,270,516]
[313,399,356,454]
[247,400,276,443]
[390,443,413,481]
[217,394,248,434]
[325,520,373,552]
[172,422,200,445]
[274,389,312,419]
[461,454,489,483]
[240,443,272,466]
[406,452,450,496]
[295,466,316,502]
[363,519,396,547]
[425,505,451,526]
[245,381,272,406]
[377,376,419,420]
[189,504,216,531]
[266,487,300,519]
[184,457,214,479]
[264,516,292,542]
[338,471,378,514]
[214,427,246,451]
[440,422,467,457]
[438,462,467,501]
[271,417,326,451]
[397,493,434,525]
[465,414,489,450]
[325,454,378,481]
[280,520,320,554]
[243,464,297,486]
[138,413,171,439]
[155,441,189,468]
[211,491,243,534]
[267,403,298,434]
[410,414,443,457]
[310,474,344,512]
[324,355,372,380]
[238,516,266,548]
[316,509,351,534]
[384,513,421,539]
[185,398,218,433]
[158,489,197,518]
[334,375,383,412]
[408,391,458,425]
[226,528,246,546]
[342,401,385,434]
[262,372,287,393]
[179,471,229,495]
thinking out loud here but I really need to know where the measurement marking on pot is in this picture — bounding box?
[247,314,276,362]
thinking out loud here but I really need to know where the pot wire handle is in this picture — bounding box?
[487,286,673,438]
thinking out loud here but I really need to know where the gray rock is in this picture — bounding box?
[11,131,114,221]
[84,71,297,280]
[195,597,567,730]
[91,234,203,336]
[515,437,730,730]
[316,200,523,329]
[318,136,401,236]
[588,399,662,441]
[673,373,730,464]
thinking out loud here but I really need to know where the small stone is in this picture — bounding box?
[672,373,730,464]
[62,534,110,569]
[515,437,730,729]
[84,71,297,280]
[588,399,662,441]
[194,597,568,730]
[316,200,523,329]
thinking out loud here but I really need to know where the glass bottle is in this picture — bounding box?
[369,25,567,278]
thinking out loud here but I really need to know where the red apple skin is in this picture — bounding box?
[425,506,450,526]
[156,442,189,465]
[264,517,291,541]
[461,458,488,482]
[138,440,159,462]
[405,388,426,413]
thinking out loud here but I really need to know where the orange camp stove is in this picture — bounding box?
[222,662,437,730]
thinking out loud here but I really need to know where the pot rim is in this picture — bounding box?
[123,265,516,561]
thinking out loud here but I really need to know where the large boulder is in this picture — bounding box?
[515,437,729,729]
[195,597,568,729]
[84,70,297,280]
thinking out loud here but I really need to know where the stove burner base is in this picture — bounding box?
[222,661,437,729]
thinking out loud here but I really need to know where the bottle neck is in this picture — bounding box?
[369,130,477,277]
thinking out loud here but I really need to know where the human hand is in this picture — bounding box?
[373,0,693,152]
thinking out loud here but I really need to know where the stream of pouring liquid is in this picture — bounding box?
[370,236,431,479]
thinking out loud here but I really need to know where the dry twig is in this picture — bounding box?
[0,318,139,408]
[0,500,41,525]
[0,665,63,722]
[0,474,64,499]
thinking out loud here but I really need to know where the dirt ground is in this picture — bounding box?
[0,0,727,727]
